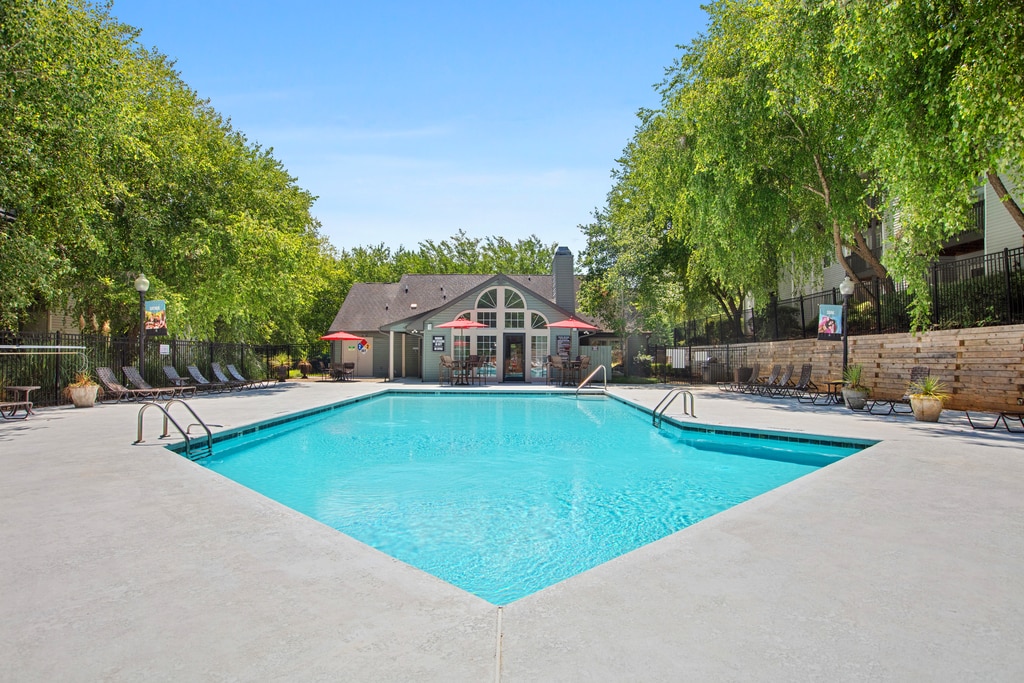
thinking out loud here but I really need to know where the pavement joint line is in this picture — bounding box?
[494,606,504,682]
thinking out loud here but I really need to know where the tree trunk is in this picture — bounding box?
[986,171,1024,236]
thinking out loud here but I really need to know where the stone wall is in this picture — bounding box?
[727,324,1024,412]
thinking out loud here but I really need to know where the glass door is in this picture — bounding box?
[503,333,525,382]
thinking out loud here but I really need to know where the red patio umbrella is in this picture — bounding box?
[435,319,489,330]
[546,317,600,331]
[320,330,368,344]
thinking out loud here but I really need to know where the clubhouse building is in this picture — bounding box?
[326,247,608,382]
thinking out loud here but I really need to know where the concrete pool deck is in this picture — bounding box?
[2,380,1022,680]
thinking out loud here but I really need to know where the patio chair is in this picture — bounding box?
[467,355,485,385]
[163,365,195,391]
[546,355,564,386]
[965,410,1024,433]
[762,364,795,397]
[729,363,760,393]
[438,356,454,385]
[789,364,822,402]
[718,367,750,392]
[124,365,195,398]
[226,364,273,389]
[341,362,356,380]
[210,363,248,390]
[868,365,929,415]
[753,362,782,395]
[96,366,171,402]
[186,365,228,393]
[578,355,592,381]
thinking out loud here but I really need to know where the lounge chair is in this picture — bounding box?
[789,364,822,402]
[210,363,248,390]
[124,365,195,398]
[226,364,272,389]
[718,367,751,392]
[965,410,1024,433]
[749,364,781,394]
[96,366,172,402]
[163,365,195,391]
[186,365,228,393]
[729,362,760,393]
[762,364,795,397]
[868,365,929,415]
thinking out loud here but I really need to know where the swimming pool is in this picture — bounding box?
[190,392,870,605]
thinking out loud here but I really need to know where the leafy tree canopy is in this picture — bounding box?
[581,0,1023,332]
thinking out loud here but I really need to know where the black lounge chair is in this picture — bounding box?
[718,366,752,392]
[736,363,761,393]
[868,365,929,415]
[186,365,228,393]
[96,366,172,402]
[210,363,248,390]
[965,410,1024,433]
[748,364,780,394]
[225,364,273,389]
[124,365,195,398]
[762,364,795,397]
[789,364,822,402]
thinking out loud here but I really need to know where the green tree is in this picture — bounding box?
[831,0,1024,326]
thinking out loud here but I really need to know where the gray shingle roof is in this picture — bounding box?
[328,273,593,334]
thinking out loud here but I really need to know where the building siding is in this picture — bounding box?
[985,174,1024,253]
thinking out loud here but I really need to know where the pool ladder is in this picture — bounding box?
[652,388,696,427]
[575,364,608,395]
[135,399,217,460]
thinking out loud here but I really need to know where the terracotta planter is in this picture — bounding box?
[275,365,289,382]
[842,387,869,411]
[67,385,99,408]
[910,395,944,422]
[297,361,312,379]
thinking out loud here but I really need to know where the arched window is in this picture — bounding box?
[531,313,548,329]
[477,288,498,309]
[504,289,525,309]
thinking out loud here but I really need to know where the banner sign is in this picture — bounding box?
[817,304,843,341]
[432,335,445,352]
[144,300,168,336]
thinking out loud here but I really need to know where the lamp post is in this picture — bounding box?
[839,275,855,374]
[134,273,150,376]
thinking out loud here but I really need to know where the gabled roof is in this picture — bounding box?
[328,273,597,334]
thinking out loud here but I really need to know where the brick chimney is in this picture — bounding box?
[551,246,575,314]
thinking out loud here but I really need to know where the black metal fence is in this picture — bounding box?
[675,246,1024,345]
[0,331,328,407]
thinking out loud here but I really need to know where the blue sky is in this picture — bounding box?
[111,1,708,257]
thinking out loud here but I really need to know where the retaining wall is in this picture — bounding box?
[730,324,1024,412]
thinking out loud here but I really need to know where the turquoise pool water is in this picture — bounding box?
[197,393,866,604]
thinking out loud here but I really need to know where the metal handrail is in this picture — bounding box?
[575,364,607,395]
[135,399,213,459]
[652,388,696,426]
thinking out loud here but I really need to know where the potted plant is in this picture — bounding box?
[841,363,870,410]
[297,357,312,379]
[908,376,949,422]
[64,371,100,408]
